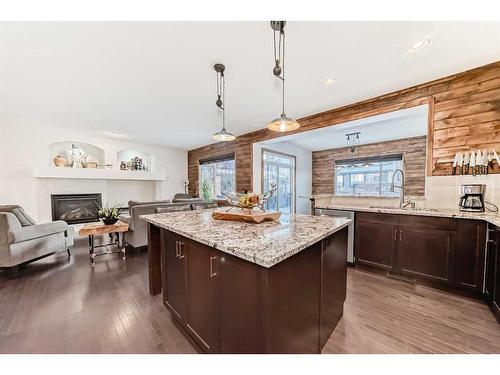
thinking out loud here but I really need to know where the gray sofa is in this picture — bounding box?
[0,205,74,276]
[118,199,215,248]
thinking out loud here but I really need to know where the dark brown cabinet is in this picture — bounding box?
[320,229,348,348]
[159,227,349,353]
[355,213,397,270]
[354,212,486,293]
[485,224,500,322]
[162,231,187,320]
[185,242,220,353]
[455,220,486,290]
[485,229,496,300]
[397,226,455,283]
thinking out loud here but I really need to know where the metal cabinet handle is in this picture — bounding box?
[399,230,402,241]
[175,241,179,258]
[178,242,185,259]
[394,227,397,241]
[209,256,217,278]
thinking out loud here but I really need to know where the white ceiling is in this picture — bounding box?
[0,22,499,150]
[260,105,428,151]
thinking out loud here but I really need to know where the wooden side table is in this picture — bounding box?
[79,221,129,267]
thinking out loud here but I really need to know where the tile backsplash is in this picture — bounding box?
[314,174,500,212]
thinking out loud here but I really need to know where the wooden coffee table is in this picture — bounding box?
[79,221,129,267]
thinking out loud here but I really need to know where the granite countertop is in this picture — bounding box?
[141,209,351,268]
[314,203,500,227]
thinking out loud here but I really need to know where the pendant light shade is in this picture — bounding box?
[213,127,236,141]
[267,114,300,133]
[212,63,235,142]
[267,21,299,133]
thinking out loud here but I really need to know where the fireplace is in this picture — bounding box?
[51,193,102,224]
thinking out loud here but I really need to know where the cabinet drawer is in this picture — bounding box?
[356,211,399,225]
[398,215,457,231]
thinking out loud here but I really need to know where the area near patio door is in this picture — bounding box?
[262,149,296,214]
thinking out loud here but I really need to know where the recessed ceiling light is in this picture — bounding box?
[323,78,336,86]
[407,39,431,53]
[105,131,127,137]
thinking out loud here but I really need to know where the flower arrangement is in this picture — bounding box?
[96,202,121,225]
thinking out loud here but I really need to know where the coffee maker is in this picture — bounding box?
[459,184,486,212]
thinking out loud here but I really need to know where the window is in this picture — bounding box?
[262,149,295,214]
[334,155,403,197]
[199,155,235,200]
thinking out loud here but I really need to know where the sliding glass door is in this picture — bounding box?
[262,149,295,214]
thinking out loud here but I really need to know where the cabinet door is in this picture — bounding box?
[454,220,486,291]
[186,241,220,353]
[485,236,496,301]
[397,226,455,283]
[162,231,187,320]
[320,228,348,349]
[485,234,496,301]
[355,219,397,270]
[494,227,500,308]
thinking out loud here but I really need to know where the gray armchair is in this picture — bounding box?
[118,200,175,248]
[0,205,74,277]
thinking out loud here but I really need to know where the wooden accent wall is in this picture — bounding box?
[312,136,427,196]
[188,61,500,195]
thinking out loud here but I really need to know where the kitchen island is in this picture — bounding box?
[142,209,350,353]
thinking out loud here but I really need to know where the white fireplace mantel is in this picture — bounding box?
[33,166,166,181]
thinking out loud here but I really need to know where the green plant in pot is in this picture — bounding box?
[200,177,213,202]
[96,202,121,225]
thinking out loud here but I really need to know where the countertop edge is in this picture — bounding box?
[314,205,500,226]
[141,215,352,268]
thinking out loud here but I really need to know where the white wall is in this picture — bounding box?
[253,141,312,215]
[0,121,187,222]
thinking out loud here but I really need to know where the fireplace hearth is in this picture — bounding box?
[51,193,102,224]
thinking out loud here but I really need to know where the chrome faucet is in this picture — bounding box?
[390,168,409,208]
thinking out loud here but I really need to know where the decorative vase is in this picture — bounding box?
[53,155,67,167]
[102,217,119,225]
[66,144,86,168]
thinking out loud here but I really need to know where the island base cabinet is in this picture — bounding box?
[186,242,220,353]
[161,227,349,353]
[162,231,187,321]
[320,228,348,349]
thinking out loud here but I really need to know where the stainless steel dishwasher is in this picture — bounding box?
[315,208,355,264]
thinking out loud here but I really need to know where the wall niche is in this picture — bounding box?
[117,149,155,172]
[49,141,105,168]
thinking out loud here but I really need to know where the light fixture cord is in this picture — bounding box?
[281,29,285,116]
[221,71,226,130]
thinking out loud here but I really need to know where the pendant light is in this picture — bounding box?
[267,21,300,133]
[212,63,236,142]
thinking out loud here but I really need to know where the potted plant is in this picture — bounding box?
[200,177,213,202]
[96,202,121,225]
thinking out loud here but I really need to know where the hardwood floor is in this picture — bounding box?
[325,268,500,354]
[1,238,499,354]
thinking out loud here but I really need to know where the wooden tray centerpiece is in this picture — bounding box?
[212,184,281,224]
